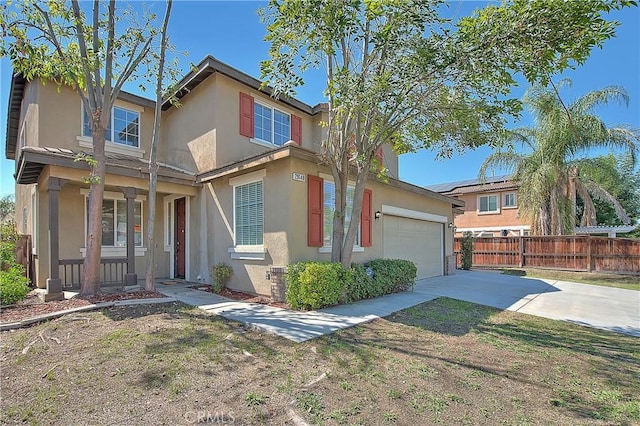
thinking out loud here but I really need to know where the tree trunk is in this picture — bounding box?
[81,118,107,296]
[330,170,346,263]
[341,170,368,268]
[145,0,172,291]
[330,153,349,263]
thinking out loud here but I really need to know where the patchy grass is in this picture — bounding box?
[501,268,640,290]
[1,299,638,425]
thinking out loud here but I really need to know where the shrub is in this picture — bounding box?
[286,259,418,310]
[0,221,30,306]
[211,263,233,293]
[0,265,30,306]
[286,262,345,310]
[342,259,417,303]
[367,259,417,295]
[341,263,372,303]
[461,232,473,270]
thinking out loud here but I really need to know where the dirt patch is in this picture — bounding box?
[0,290,166,324]
[1,298,638,425]
[190,285,290,309]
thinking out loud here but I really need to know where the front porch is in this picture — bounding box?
[14,150,200,300]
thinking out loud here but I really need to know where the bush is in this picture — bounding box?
[211,263,233,293]
[0,265,30,306]
[286,262,345,310]
[341,263,372,303]
[285,258,418,310]
[0,221,30,306]
[461,232,473,270]
[367,259,417,295]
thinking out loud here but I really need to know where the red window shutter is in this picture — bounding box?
[361,189,373,247]
[291,114,302,145]
[307,175,324,247]
[239,92,254,138]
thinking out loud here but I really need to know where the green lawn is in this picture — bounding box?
[2,299,638,425]
[501,268,640,291]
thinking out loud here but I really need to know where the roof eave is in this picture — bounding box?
[163,55,320,115]
[5,73,26,160]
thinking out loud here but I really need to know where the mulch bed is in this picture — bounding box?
[0,290,166,324]
[189,285,290,309]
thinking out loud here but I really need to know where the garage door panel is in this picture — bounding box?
[383,215,443,279]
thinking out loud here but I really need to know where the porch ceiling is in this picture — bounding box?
[14,146,199,187]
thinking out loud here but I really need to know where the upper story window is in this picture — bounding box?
[254,102,290,146]
[478,195,499,214]
[504,193,517,208]
[239,92,302,146]
[83,106,140,147]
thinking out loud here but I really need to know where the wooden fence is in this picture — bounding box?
[454,236,640,275]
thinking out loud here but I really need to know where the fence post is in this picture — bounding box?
[586,235,592,272]
[519,236,524,268]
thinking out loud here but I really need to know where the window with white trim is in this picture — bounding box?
[83,106,140,147]
[234,180,264,246]
[254,102,290,146]
[85,197,143,247]
[323,181,360,247]
[504,192,517,208]
[478,195,499,213]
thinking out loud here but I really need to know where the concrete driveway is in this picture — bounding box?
[413,270,640,337]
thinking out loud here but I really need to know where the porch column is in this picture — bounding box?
[44,177,67,301]
[120,187,138,286]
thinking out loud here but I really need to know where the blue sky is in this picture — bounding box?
[1,1,639,196]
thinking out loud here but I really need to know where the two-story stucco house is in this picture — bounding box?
[428,175,530,237]
[6,55,464,300]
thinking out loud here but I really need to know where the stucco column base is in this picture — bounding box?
[42,278,64,302]
[125,273,138,286]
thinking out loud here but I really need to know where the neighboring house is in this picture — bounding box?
[427,175,530,237]
[5,55,464,300]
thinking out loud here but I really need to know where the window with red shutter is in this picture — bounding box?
[360,189,372,247]
[307,175,324,247]
[239,92,254,138]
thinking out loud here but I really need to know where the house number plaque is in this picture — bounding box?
[292,173,306,182]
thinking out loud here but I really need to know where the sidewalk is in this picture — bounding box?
[158,270,640,342]
[156,282,437,342]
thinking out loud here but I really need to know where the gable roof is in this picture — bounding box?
[426,174,516,195]
[162,55,328,115]
[14,146,196,186]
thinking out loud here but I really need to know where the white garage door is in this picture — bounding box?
[383,215,443,279]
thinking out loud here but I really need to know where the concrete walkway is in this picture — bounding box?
[156,271,639,342]
[415,270,640,337]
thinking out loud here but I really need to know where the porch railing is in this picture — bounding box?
[59,258,128,289]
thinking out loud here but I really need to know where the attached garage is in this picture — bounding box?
[382,206,445,279]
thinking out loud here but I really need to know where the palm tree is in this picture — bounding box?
[479,80,639,235]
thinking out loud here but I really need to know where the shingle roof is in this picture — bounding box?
[14,146,197,186]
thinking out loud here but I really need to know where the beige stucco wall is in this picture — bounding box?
[199,155,455,296]
[286,157,453,264]
[200,159,293,295]
[16,79,41,166]
[159,75,217,173]
[159,71,400,178]
[33,82,155,159]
